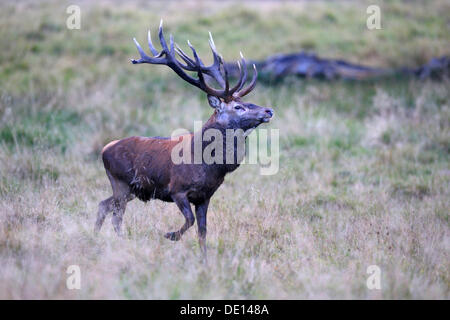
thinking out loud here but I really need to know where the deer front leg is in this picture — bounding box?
[165,193,195,241]
[195,199,210,258]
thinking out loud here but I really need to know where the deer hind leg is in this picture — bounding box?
[96,170,134,237]
[110,177,134,237]
[165,193,195,241]
[94,196,114,233]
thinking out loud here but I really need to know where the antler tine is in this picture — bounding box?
[158,20,170,53]
[187,40,224,97]
[205,32,226,88]
[132,20,169,64]
[223,61,230,96]
[228,52,247,96]
[131,37,159,64]
[237,52,248,91]
[169,34,175,55]
[208,32,221,68]
[230,60,242,91]
[187,40,201,65]
[168,35,192,70]
[237,64,258,97]
[147,30,159,56]
[173,32,227,87]
[175,39,221,77]
[175,43,197,69]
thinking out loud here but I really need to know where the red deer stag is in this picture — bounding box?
[95,21,274,256]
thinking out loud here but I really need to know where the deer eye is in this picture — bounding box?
[234,105,244,111]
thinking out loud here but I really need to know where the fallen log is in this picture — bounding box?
[224,52,450,81]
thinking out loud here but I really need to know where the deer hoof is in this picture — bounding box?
[164,232,181,241]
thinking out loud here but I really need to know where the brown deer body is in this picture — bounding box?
[95,22,274,256]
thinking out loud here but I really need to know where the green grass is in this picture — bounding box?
[0,0,449,299]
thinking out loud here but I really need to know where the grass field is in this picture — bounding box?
[0,0,449,299]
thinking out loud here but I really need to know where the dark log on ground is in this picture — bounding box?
[224,53,450,82]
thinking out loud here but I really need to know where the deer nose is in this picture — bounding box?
[265,108,274,118]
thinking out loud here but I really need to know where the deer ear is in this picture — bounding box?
[207,95,222,109]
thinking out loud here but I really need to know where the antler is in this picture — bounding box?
[131,20,257,101]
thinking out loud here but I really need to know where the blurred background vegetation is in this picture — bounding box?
[0,0,448,299]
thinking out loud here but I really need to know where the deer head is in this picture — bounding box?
[131,20,274,132]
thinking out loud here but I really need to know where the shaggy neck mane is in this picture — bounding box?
[190,111,245,175]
